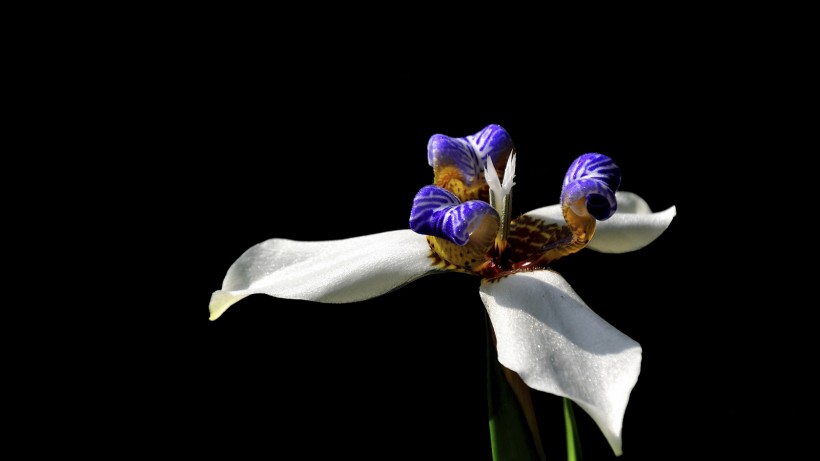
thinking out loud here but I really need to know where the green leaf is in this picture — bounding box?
[563,397,582,461]
[486,315,543,461]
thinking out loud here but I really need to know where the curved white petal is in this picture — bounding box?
[522,191,676,253]
[210,230,438,320]
[612,190,652,214]
[479,270,641,456]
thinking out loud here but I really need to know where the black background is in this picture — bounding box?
[180,79,704,460]
[16,12,810,460]
[112,44,789,460]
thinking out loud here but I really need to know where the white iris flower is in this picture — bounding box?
[209,124,676,456]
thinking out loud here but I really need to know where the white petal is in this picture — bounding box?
[522,191,676,254]
[588,196,676,253]
[520,203,563,223]
[210,230,438,320]
[612,190,652,214]
[480,270,641,456]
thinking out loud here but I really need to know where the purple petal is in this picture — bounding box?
[561,153,621,220]
[427,134,480,184]
[427,124,514,186]
[466,124,514,167]
[409,185,499,245]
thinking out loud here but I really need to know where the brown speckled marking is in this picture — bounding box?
[480,267,557,285]
[426,248,473,274]
[509,202,596,268]
[426,235,492,273]
[506,215,571,263]
[424,208,596,279]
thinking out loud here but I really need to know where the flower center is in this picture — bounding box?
[409,125,621,280]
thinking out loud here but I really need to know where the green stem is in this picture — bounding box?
[563,398,581,461]
[486,314,542,461]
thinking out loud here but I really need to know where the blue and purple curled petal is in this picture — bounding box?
[561,153,621,220]
[409,185,499,245]
[427,134,481,186]
[427,124,514,186]
[467,124,514,168]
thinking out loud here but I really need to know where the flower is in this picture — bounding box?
[208,124,676,456]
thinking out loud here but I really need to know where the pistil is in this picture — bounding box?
[485,150,516,255]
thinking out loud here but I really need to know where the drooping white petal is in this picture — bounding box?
[522,191,676,253]
[210,230,438,320]
[480,270,641,456]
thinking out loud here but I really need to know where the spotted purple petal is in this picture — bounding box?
[561,153,621,220]
[409,185,499,245]
[427,124,514,186]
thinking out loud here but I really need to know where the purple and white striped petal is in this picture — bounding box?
[561,153,622,220]
[466,124,514,168]
[427,124,514,186]
[427,134,481,185]
[409,185,499,245]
